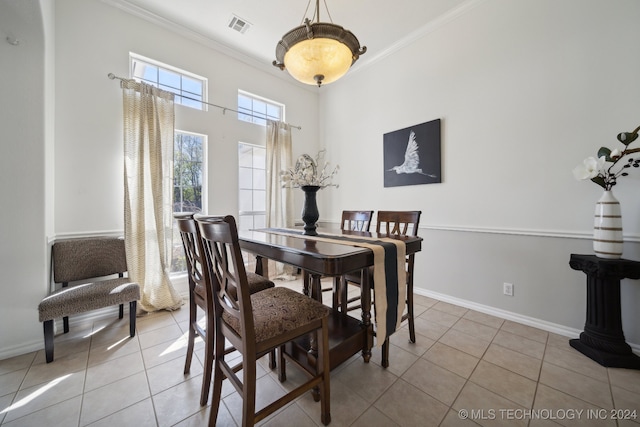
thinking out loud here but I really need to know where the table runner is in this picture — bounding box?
[259,228,407,345]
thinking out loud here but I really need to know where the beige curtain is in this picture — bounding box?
[265,120,295,279]
[121,80,183,312]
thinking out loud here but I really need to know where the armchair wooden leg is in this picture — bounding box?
[382,337,390,368]
[129,301,137,337]
[44,320,54,363]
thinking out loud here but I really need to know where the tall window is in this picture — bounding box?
[171,131,206,272]
[238,90,284,126]
[130,53,208,111]
[238,143,266,231]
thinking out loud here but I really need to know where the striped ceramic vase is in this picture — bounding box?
[593,190,623,259]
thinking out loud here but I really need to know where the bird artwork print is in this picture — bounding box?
[388,130,437,178]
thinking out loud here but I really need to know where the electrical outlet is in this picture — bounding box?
[503,282,514,296]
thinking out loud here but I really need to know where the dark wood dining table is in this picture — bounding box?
[238,227,422,370]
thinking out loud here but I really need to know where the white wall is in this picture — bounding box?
[0,0,52,358]
[319,0,640,344]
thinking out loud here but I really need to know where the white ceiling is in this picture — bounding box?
[105,0,476,76]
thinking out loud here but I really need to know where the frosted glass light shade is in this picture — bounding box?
[284,38,353,86]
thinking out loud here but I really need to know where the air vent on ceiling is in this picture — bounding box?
[228,15,251,34]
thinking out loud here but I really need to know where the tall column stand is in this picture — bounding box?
[569,254,640,369]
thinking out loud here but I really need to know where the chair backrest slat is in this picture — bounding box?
[376,211,421,237]
[341,210,374,232]
[52,238,128,283]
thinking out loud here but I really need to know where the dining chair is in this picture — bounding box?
[196,214,331,427]
[341,210,421,365]
[174,212,275,407]
[334,210,374,312]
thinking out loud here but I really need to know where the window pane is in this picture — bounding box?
[239,190,253,211]
[159,69,180,91]
[238,145,253,167]
[266,103,281,121]
[238,214,253,231]
[239,167,253,189]
[253,215,266,229]
[182,76,202,95]
[253,169,265,190]
[253,190,266,211]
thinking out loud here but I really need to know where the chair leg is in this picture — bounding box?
[242,355,257,427]
[63,316,69,334]
[184,298,197,374]
[332,277,341,310]
[44,320,54,363]
[407,282,416,343]
[129,301,137,337]
[268,349,276,370]
[119,303,124,319]
[200,332,213,407]
[340,276,348,313]
[278,345,286,382]
[382,337,390,368]
[208,327,225,427]
[319,318,331,425]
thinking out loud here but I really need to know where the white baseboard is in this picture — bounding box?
[414,287,640,354]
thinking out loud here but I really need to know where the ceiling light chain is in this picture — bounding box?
[273,0,366,87]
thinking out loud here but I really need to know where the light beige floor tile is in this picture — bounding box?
[1,395,82,427]
[297,376,370,426]
[2,371,85,423]
[369,342,420,377]
[0,353,36,376]
[432,301,469,317]
[87,334,141,367]
[0,392,16,425]
[452,318,499,342]
[146,353,203,396]
[483,343,541,381]
[334,356,398,403]
[413,294,439,308]
[388,327,434,356]
[141,334,190,370]
[412,302,429,318]
[440,408,485,427]
[0,369,27,397]
[374,379,449,427]
[135,310,180,334]
[543,345,608,382]
[539,362,613,409]
[419,308,461,328]
[453,382,527,427]
[501,321,548,344]
[608,367,640,394]
[533,383,615,427]
[137,324,185,350]
[153,375,211,427]
[469,360,536,408]
[351,406,400,427]
[79,371,150,426]
[31,334,91,365]
[21,349,88,389]
[87,397,157,427]
[223,374,290,426]
[411,317,449,343]
[611,386,640,415]
[262,402,317,427]
[492,330,545,359]
[172,402,236,427]
[89,320,136,348]
[402,358,466,406]
[85,351,145,392]
[462,310,505,330]
[439,329,491,359]
[546,332,574,350]
[423,342,480,379]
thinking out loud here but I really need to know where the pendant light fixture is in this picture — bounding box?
[272,0,367,87]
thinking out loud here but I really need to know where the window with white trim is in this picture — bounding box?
[238,90,284,126]
[238,143,266,231]
[130,53,208,111]
[171,131,207,273]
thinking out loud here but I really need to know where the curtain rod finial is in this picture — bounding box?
[107,73,116,80]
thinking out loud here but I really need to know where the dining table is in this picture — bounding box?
[238,226,423,369]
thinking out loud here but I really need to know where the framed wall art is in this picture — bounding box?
[383,118,441,187]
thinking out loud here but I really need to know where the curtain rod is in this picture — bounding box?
[107,73,301,130]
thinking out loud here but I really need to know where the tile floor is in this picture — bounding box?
[1,279,639,427]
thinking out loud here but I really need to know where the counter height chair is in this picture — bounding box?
[196,214,331,426]
[341,210,421,366]
[174,213,275,407]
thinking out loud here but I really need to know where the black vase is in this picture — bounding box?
[301,185,320,236]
